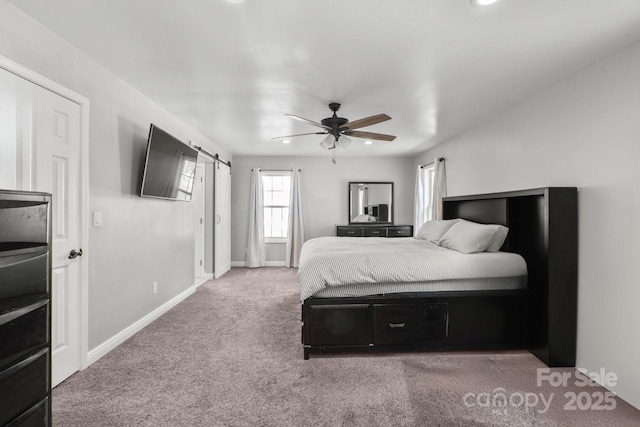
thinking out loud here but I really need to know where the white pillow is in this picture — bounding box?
[486,225,509,252]
[415,219,459,243]
[438,219,500,254]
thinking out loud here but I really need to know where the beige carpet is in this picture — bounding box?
[53,267,640,426]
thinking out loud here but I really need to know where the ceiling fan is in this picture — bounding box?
[273,103,396,150]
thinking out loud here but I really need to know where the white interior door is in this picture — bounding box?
[194,163,205,282]
[35,87,82,387]
[214,161,231,278]
[0,64,83,387]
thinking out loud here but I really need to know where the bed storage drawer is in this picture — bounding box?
[374,303,448,345]
[306,304,372,346]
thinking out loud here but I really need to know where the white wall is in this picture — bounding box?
[231,156,415,264]
[0,3,230,350]
[416,41,640,409]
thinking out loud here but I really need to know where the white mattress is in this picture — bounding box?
[297,237,527,301]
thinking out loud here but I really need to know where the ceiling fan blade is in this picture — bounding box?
[271,132,327,140]
[342,113,391,130]
[285,114,331,130]
[345,130,396,141]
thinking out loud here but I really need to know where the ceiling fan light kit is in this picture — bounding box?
[319,134,351,150]
[320,134,334,149]
[337,135,351,149]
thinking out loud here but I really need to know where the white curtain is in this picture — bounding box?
[414,165,429,234]
[286,169,305,268]
[414,158,447,233]
[247,168,265,268]
[433,158,447,220]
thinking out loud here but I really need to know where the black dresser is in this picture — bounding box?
[336,225,413,238]
[0,190,52,426]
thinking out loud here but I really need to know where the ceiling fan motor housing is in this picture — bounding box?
[322,102,349,138]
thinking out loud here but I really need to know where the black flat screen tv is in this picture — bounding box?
[139,124,199,201]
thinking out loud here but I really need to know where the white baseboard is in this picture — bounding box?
[194,274,214,286]
[87,284,198,366]
[265,261,287,267]
[230,261,287,267]
[214,262,231,279]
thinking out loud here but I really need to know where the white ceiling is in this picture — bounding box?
[10,0,640,157]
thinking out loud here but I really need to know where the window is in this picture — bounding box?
[177,156,196,199]
[262,172,291,241]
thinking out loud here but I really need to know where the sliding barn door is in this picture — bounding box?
[193,163,205,282]
[214,161,231,278]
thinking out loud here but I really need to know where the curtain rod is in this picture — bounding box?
[192,144,231,169]
[253,168,301,172]
[420,157,445,168]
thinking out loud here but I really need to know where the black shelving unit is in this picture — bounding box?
[0,190,52,426]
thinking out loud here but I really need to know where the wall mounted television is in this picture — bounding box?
[139,124,199,201]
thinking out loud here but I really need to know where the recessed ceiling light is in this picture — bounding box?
[364,140,373,145]
[471,0,499,6]
[226,0,247,4]
[282,140,290,144]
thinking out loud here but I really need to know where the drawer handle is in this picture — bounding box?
[389,323,405,328]
[347,231,355,234]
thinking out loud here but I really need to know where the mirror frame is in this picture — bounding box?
[348,181,394,225]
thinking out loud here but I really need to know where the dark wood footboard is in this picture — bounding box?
[302,290,527,360]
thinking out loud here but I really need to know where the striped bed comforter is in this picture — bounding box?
[297,237,527,301]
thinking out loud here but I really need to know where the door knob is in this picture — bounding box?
[68,249,83,259]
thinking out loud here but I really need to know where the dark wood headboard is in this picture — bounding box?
[443,187,578,366]
[444,188,543,253]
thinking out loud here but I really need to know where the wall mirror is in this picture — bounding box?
[349,182,394,224]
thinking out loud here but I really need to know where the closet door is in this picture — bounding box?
[0,65,84,387]
[214,161,231,278]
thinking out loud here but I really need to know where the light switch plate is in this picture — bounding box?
[93,211,103,227]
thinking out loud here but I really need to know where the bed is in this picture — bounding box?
[299,187,578,367]
[298,236,527,301]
